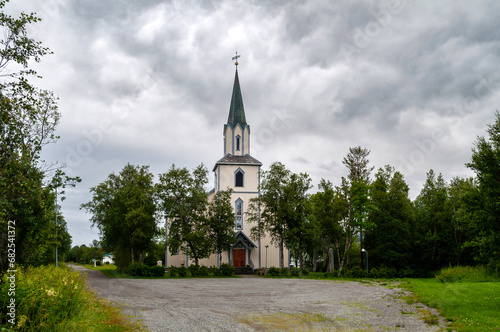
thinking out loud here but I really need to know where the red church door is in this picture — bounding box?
[233,249,245,267]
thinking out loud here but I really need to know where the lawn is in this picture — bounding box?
[402,278,500,331]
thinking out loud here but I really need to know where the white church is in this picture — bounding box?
[165,57,290,270]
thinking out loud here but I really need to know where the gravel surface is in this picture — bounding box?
[69,264,447,331]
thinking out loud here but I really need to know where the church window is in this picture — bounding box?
[236,135,241,151]
[235,168,244,187]
[235,198,243,230]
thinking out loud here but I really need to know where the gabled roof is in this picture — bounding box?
[213,154,262,171]
[234,231,257,248]
[227,69,246,129]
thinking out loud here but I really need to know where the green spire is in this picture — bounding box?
[227,69,246,128]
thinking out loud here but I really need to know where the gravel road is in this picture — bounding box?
[69,264,447,331]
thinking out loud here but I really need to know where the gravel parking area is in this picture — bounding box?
[69,264,447,331]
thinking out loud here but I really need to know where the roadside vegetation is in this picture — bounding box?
[0,265,141,331]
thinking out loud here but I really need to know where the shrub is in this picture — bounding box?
[290,267,300,277]
[324,272,333,278]
[436,265,498,283]
[268,267,280,276]
[211,266,223,276]
[105,261,110,265]
[399,268,414,278]
[199,265,210,276]
[169,266,178,277]
[189,264,201,277]
[350,266,366,278]
[95,260,102,266]
[142,265,152,277]
[220,263,234,276]
[178,266,188,277]
[150,265,165,277]
[143,255,158,267]
[301,268,309,276]
[127,262,143,276]
[280,268,289,277]
[377,266,396,279]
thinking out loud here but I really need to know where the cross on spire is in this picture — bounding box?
[232,52,241,66]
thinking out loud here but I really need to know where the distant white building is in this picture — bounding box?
[102,253,114,264]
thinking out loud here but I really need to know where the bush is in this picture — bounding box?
[169,266,178,277]
[268,267,280,276]
[199,265,210,276]
[150,265,165,277]
[95,260,102,266]
[105,261,110,265]
[323,272,334,278]
[142,265,152,277]
[189,264,201,277]
[290,267,300,277]
[280,268,289,277]
[178,266,188,277]
[127,262,143,276]
[349,266,367,278]
[220,263,234,276]
[211,266,223,276]
[301,268,309,276]
[399,267,414,278]
[436,266,499,283]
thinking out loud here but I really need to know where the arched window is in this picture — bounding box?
[235,168,244,187]
[236,135,241,151]
[235,198,243,230]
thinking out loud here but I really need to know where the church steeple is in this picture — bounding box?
[224,53,251,157]
[227,69,247,128]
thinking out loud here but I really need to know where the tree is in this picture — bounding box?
[207,189,236,267]
[342,146,375,269]
[156,164,212,266]
[412,170,454,273]
[365,166,413,272]
[0,0,76,272]
[282,172,312,269]
[465,111,500,270]
[81,164,158,270]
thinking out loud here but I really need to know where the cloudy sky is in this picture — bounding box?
[5,0,500,246]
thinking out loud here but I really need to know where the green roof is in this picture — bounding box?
[227,69,246,128]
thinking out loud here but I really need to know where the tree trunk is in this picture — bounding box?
[360,228,364,269]
[312,248,317,272]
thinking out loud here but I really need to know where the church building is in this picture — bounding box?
[166,56,289,270]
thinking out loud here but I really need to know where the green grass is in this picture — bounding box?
[1,265,142,331]
[402,278,500,331]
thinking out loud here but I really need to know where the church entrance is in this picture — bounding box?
[233,248,245,267]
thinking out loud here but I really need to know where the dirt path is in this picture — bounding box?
[69,264,447,331]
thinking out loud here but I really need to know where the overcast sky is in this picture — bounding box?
[5,0,500,246]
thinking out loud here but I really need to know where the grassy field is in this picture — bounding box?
[402,278,500,331]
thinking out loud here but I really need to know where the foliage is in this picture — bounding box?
[435,266,499,283]
[403,278,500,331]
[127,262,143,276]
[465,111,500,271]
[290,267,300,277]
[169,266,178,277]
[300,268,309,276]
[177,266,188,277]
[207,189,236,263]
[0,265,138,331]
[150,265,165,277]
[365,166,413,271]
[81,163,158,270]
[156,164,212,265]
[220,263,234,276]
[267,267,280,276]
[211,266,223,276]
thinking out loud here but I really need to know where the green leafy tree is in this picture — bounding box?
[342,146,375,269]
[156,164,212,266]
[465,112,500,270]
[207,189,236,267]
[365,166,413,272]
[282,172,312,269]
[413,170,454,273]
[81,164,158,270]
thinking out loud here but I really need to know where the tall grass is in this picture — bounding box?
[436,265,499,283]
[0,265,140,331]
